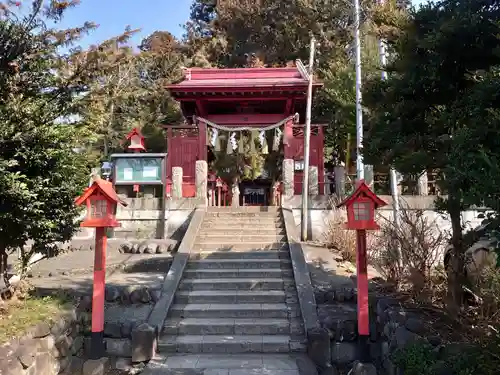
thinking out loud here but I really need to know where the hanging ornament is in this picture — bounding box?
[238,131,244,153]
[273,128,282,152]
[230,132,237,151]
[215,132,222,152]
[211,128,218,147]
[250,130,257,153]
[206,126,210,146]
[226,132,233,155]
[260,130,269,155]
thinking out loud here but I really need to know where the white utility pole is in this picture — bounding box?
[301,36,316,242]
[379,0,402,267]
[354,0,364,181]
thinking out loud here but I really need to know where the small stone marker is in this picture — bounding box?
[131,323,156,363]
[307,327,331,369]
[83,357,109,375]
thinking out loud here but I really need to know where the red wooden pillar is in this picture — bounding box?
[91,227,107,358]
[166,128,173,182]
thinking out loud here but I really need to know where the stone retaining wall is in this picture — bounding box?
[111,197,203,240]
[291,201,485,244]
[312,285,445,374]
[0,309,84,375]
[77,285,164,370]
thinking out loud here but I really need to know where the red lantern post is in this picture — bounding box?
[337,180,386,362]
[75,176,127,359]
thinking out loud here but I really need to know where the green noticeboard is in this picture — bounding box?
[113,156,164,184]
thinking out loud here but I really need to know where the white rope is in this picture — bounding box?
[194,113,299,132]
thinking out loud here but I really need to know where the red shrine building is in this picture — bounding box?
[164,65,324,204]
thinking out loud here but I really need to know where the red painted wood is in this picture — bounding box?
[356,230,369,336]
[285,98,294,115]
[204,114,286,125]
[287,127,325,194]
[338,180,387,230]
[92,227,106,334]
[171,87,311,94]
[185,67,303,81]
[177,95,306,102]
[166,67,326,196]
[167,130,199,198]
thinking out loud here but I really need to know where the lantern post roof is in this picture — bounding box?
[75,176,127,207]
[125,128,144,141]
[337,180,387,209]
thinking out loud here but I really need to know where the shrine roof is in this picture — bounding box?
[167,66,323,92]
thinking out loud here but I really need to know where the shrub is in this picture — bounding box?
[370,199,447,298]
[392,337,500,375]
[322,196,357,262]
[469,263,500,332]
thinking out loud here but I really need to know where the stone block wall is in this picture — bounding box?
[77,283,163,370]
[312,285,449,373]
[111,192,202,240]
[289,195,484,246]
[0,309,84,375]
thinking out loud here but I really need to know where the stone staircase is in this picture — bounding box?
[151,207,310,374]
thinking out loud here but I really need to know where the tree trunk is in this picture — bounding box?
[0,247,8,286]
[447,194,465,316]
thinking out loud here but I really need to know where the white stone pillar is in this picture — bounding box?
[283,159,295,197]
[195,160,208,204]
[364,165,374,189]
[417,171,428,196]
[308,166,319,196]
[334,166,346,197]
[172,167,183,199]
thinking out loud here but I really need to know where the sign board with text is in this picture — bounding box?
[111,153,167,185]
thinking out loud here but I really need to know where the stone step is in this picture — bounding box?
[203,216,282,222]
[158,334,303,354]
[196,235,286,242]
[204,216,282,222]
[147,353,308,375]
[169,303,289,319]
[175,290,286,304]
[186,258,292,270]
[205,211,280,217]
[198,227,286,235]
[178,278,289,291]
[193,243,289,251]
[207,206,279,212]
[183,268,294,279]
[190,251,290,260]
[163,318,301,336]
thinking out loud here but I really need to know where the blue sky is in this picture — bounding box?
[50,0,427,49]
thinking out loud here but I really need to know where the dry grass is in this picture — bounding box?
[0,283,72,344]
[323,196,357,262]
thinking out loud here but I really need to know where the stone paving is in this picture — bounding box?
[144,353,308,375]
[28,248,171,295]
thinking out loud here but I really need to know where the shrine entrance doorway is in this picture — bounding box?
[240,179,271,206]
